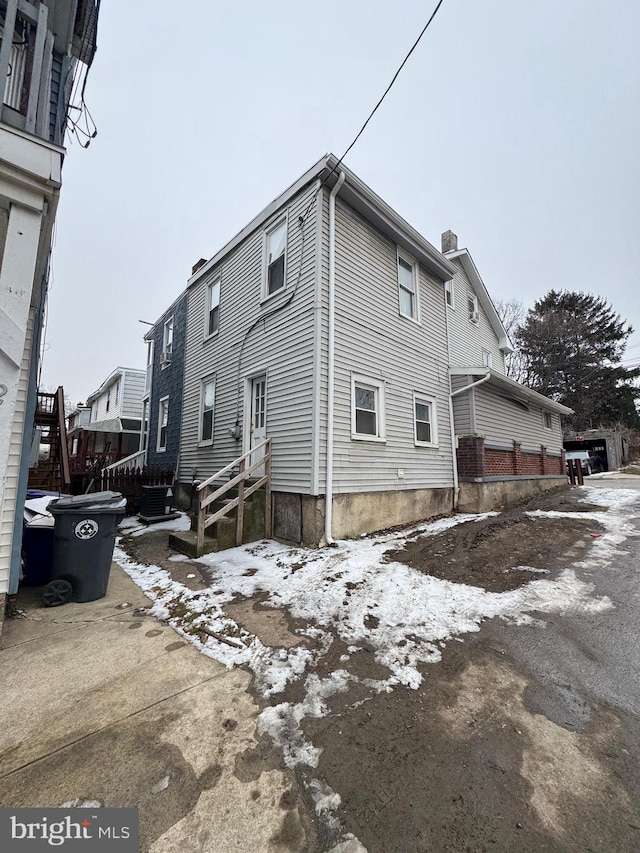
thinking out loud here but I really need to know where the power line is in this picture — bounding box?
[331,0,445,177]
[301,0,446,225]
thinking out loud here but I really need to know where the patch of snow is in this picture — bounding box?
[168,554,191,563]
[151,776,170,794]
[24,496,55,516]
[186,573,196,578]
[60,799,102,808]
[128,513,191,537]
[113,492,639,782]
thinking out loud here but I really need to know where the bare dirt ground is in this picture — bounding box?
[122,487,640,852]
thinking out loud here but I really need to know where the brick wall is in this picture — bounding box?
[466,440,565,479]
[457,435,485,478]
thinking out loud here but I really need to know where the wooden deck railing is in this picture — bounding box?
[196,439,272,555]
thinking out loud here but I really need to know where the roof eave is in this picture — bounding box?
[449,367,574,415]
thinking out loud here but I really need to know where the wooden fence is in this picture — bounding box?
[71,465,174,514]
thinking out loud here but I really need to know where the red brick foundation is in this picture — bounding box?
[458,436,564,479]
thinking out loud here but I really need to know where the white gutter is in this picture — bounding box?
[444,293,460,509]
[450,371,491,398]
[324,170,346,546]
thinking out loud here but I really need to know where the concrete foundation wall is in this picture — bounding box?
[273,488,452,545]
[457,476,567,513]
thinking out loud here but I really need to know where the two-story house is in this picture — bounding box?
[67,367,146,479]
[0,0,100,620]
[141,288,188,471]
[162,154,568,546]
[441,230,571,510]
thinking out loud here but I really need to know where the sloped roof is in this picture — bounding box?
[444,248,514,354]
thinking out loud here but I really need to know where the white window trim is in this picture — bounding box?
[413,392,438,448]
[204,275,221,340]
[351,373,386,442]
[445,279,455,310]
[543,411,553,430]
[145,340,154,393]
[157,395,169,452]
[482,349,492,369]
[198,376,216,446]
[261,214,288,302]
[397,249,420,323]
[162,317,174,368]
[468,293,479,323]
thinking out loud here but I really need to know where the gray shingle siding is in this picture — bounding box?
[146,292,187,468]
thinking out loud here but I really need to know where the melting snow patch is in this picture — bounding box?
[113,492,639,782]
[60,799,102,808]
[151,776,170,794]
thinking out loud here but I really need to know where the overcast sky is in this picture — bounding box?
[40,0,640,405]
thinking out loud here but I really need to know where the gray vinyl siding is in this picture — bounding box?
[447,260,506,373]
[451,376,472,435]
[121,371,145,418]
[179,182,320,492]
[329,199,453,494]
[474,383,563,453]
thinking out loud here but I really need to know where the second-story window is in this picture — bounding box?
[206,278,220,337]
[265,219,287,296]
[445,280,454,308]
[163,318,174,364]
[468,293,479,323]
[398,255,418,321]
[106,387,111,412]
[145,340,154,393]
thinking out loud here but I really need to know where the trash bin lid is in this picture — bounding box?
[49,491,126,513]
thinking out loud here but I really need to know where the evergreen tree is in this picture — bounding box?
[515,290,640,430]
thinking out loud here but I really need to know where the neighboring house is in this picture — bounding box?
[142,288,188,470]
[441,231,572,510]
[158,155,567,546]
[67,368,146,473]
[0,0,99,619]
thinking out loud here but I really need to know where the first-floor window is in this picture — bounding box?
[414,394,437,446]
[157,397,169,451]
[200,379,215,443]
[351,375,385,441]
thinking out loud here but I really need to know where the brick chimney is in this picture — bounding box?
[441,230,458,253]
[191,258,208,275]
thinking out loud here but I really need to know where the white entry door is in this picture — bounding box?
[249,375,267,474]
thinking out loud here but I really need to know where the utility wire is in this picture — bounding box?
[331,0,444,178]
[300,0,445,225]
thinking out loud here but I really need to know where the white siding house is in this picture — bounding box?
[68,367,146,472]
[177,156,457,543]
[442,232,571,510]
[172,158,570,542]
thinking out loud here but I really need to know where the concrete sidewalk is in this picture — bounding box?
[0,565,312,852]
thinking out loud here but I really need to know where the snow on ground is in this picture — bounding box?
[118,513,191,537]
[114,488,639,769]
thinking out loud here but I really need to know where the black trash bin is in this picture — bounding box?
[42,491,126,607]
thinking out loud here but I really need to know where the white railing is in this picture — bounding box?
[102,449,146,474]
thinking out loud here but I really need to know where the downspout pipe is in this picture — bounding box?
[324,170,346,546]
[450,371,491,398]
[443,290,459,510]
[449,370,492,509]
